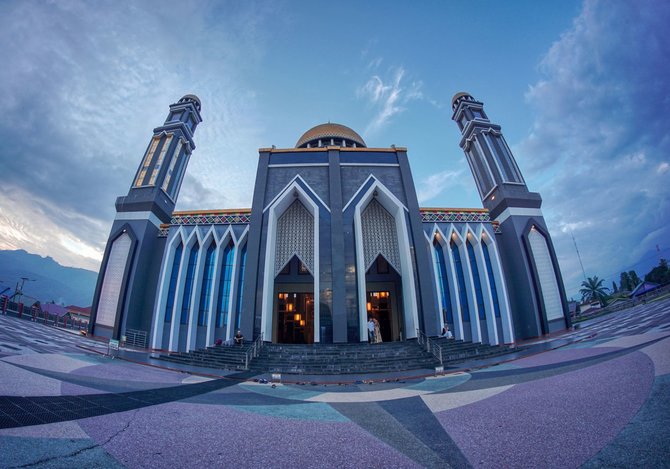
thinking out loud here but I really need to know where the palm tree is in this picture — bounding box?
[580,276,609,306]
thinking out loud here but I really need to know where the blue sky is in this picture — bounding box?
[0,0,668,299]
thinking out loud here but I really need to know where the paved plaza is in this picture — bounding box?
[1,299,669,468]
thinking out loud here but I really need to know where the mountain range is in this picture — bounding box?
[0,250,98,306]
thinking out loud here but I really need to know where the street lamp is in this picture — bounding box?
[14,277,35,304]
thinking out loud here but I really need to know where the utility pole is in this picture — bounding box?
[14,277,34,304]
[571,231,587,281]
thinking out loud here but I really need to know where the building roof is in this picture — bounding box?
[42,303,68,317]
[630,281,660,297]
[66,305,91,315]
[296,123,366,148]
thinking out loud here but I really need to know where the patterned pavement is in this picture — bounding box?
[0,297,669,468]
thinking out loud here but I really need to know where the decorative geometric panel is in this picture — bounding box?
[96,233,132,328]
[274,200,314,276]
[528,228,564,321]
[171,210,251,226]
[420,208,491,223]
[361,199,400,273]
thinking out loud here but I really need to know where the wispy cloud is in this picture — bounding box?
[417,169,466,204]
[357,66,423,134]
[518,0,670,296]
[0,1,274,269]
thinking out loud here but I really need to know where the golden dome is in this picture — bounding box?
[296,123,366,148]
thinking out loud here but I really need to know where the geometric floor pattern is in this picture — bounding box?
[1,297,669,468]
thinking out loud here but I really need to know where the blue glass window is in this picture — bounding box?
[180,242,199,325]
[164,243,183,323]
[450,240,470,322]
[433,239,452,323]
[467,241,486,320]
[234,244,247,329]
[216,241,235,328]
[482,241,501,318]
[197,242,216,326]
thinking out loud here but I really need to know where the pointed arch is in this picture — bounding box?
[152,227,186,350]
[447,225,482,343]
[261,179,321,342]
[465,225,499,345]
[353,178,418,342]
[479,226,514,344]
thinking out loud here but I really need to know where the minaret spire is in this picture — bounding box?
[452,92,570,338]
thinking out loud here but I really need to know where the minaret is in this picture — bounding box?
[89,95,202,341]
[451,92,569,338]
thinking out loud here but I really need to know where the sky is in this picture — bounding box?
[0,0,668,299]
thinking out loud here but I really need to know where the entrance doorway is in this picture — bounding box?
[276,292,314,344]
[367,291,394,342]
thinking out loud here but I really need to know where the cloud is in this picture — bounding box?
[517,0,670,296]
[0,1,273,269]
[417,169,466,204]
[357,67,423,134]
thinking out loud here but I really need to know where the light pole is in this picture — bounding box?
[14,277,35,304]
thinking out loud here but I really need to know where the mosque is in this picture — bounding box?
[88,93,570,351]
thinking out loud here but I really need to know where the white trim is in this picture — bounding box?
[151,230,185,350]
[263,174,330,214]
[115,211,163,229]
[479,227,514,344]
[227,227,249,340]
[353,179,419,342]
[340,163,400,167]
[467,225,499,345]
[495,207,544,224]
[343,174,409,214]
[185,229,206,352]
[474,138,499,189]
[261,182,321,343]
[268,163,329,168]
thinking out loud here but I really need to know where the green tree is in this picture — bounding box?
[611,281,618,293]
[619,271,632,292]
[645,258,670,285]
[580,276,610,306]
[628,270,642,288]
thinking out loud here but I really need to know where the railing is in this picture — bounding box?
[125,329,148,348]
[416,329,443,365]
[244,332,264,370]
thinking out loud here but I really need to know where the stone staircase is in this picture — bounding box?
[158,338,517,375]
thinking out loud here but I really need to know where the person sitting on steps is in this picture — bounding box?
[234,329,244,345]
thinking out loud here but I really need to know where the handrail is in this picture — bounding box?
[416,329,443,365]
[244,332,264,370]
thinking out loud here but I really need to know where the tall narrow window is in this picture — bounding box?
[134,136,161,187]
[197,242,216,326]
[234,244,247,329]
[450,240,470,321]
[467,241,486,320]
[161,139,184,195]
[180,242,199,325]
[433,239,452,323]
[216,241,235,328]
[148,134,173,186]
[482,241,501,318]
[164,243,183,323]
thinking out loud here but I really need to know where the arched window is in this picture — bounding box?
[450,239,470,321]
[482,241,501,318]
[216,241,235,328]
[467,240,486,320]
[235,244,247,329]
[180,242,199,325]
[164,243,183,323]
[433,238,452,323]
[197,242,216,326]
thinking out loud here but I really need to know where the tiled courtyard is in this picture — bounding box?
[1,298,669,468]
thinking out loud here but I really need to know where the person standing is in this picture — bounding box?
[373,318,382,343]
[367,318,375,343]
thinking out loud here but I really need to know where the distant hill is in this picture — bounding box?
[0,250,98,306]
